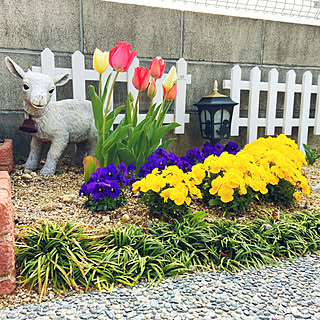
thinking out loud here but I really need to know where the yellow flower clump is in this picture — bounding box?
[132,134,310,206]
[132,165,203,206]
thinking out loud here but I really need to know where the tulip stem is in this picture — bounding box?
[132,91,141,122]
[102,71,120,165]
[147,99,153,118]
[98,74,102,98]
[156,92,168,127]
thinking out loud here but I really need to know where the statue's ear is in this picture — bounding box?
[54,73,70,87]
[5,57,26,79]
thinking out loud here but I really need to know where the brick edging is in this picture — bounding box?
[0,171,15,295]
[0,139,14,173]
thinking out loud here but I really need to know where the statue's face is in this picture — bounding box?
[22,70,55,110]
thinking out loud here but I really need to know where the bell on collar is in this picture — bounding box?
[19,115,37,133]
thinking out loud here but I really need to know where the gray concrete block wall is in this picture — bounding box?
[1,0,320,159]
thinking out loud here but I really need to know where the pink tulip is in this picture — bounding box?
[109,41,137,72]
[147,79,157,99]
[132,67,151,91]
[149,58,166,79]
[163,84,177,101]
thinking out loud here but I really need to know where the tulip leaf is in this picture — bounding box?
[101,124,132,156]
[157,101,173,128]
[94,134,104,167]
[104,105,126,136]
[157,138,177,152]
[151,122,180,148]
[116,145,136,166]
[101,73,112,105]
[89,85,103,132]
[83,156,99,183]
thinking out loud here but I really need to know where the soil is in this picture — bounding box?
[1,156,319,309]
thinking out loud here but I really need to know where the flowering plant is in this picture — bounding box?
[199,134,310,211]
[132,135,310,215]
[89,42,180,172]
[80,162,136,212]
[138,141,240,177]
[132,165,204,218]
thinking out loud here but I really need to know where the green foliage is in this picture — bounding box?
[16,210,320,300]
[303,144,320,165]
[260,179,296,207]
[140,190,189,220]
[82,191,127,212]
[89,78,179,172]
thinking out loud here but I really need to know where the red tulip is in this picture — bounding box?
[163,84,177,101]
[149,58,166,79]
[147,79,156,99]
[109,41,137,72]
[132,67,151,91]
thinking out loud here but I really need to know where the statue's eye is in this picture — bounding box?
[23,84,29,90]
[48,88,54,94]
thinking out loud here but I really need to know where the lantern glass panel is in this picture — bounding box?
[200,109,212,139]
[213,108,231,139]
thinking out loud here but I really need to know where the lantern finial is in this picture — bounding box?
[206,80,227,98]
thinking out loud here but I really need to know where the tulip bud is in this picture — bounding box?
[147,79,157,99]
[129,92,134,103]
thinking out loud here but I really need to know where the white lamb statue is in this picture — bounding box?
[5,57,97,175]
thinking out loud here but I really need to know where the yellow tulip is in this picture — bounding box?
[93,48,109,74]
[162,66,179,91]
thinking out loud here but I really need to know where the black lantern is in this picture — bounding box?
[194,80,238,144]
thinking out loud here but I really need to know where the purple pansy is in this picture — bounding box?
[108,181,120,198]
[87,182,111,201]
[102,163,118,180]
[225,141,239,155]
[213,143,224,156]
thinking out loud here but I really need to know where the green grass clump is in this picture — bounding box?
[15,210,320,300]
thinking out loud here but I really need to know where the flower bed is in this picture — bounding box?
[3,135,320,307]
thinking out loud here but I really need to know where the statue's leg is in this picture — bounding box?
[73,140,88,166]
[88,126,98,156]
[40,137,68,175]
[24,136,42,173]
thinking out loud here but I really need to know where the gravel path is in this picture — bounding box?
[1,254,319,320]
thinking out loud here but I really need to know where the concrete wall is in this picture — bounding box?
[1,0,320,158]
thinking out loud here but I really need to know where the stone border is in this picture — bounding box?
[0,139,14,173]
[0,171,15,295]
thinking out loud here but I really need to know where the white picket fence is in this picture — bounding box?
[223,65,320,152]
[32,48,191,134]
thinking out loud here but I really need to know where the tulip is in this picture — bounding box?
[162,66,179,91]
[147,79,157,99]
[132,67,151,91]
[149,58,166,79]
[93,48,109,74]
[163,84,177,101]
[109,41,137,72]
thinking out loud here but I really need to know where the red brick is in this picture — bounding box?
[0,172,11,198]
[0,241,15,277]
[0,139,13,173]
[0,277,16,295]
[0,190,14,236]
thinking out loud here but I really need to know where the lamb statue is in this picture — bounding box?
[5,57,97,175]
